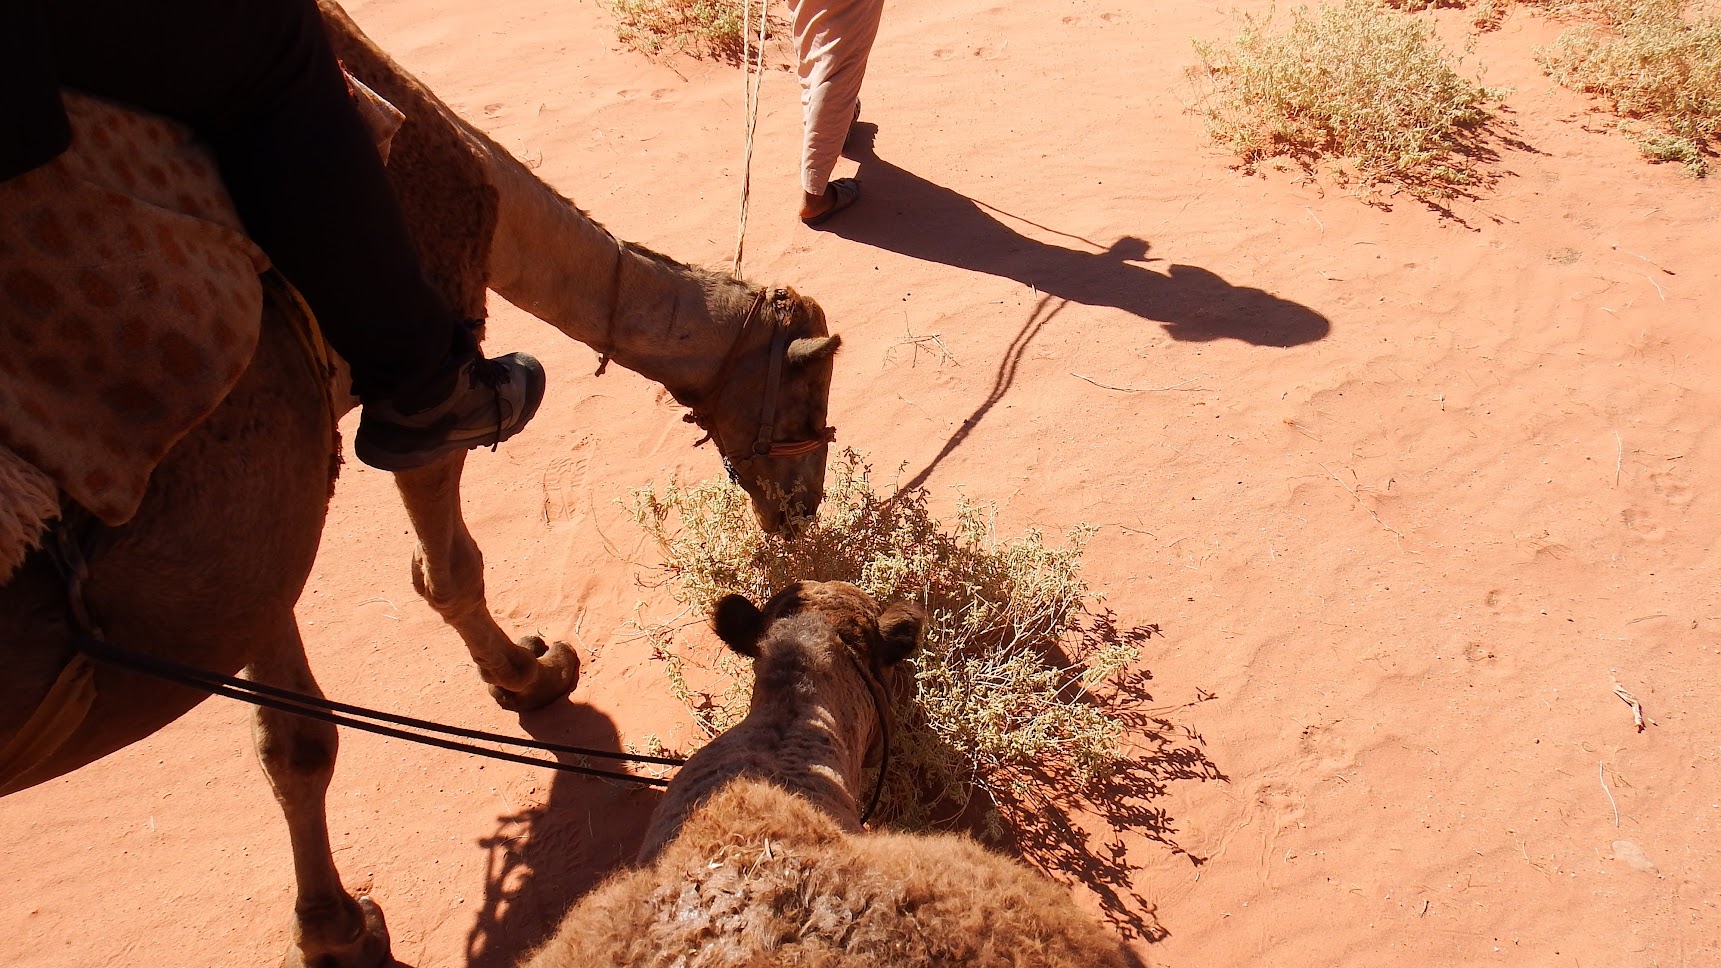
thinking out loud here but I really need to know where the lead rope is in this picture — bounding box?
[44,518,683,788]
[730,0,770,278]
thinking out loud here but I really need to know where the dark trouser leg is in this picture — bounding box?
[45,0,459,400]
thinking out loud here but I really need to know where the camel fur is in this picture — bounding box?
[1,7,844,965]
[522,582,1132,968]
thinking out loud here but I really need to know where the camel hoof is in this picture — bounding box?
[487,635,579,711]
[282,895,392,968]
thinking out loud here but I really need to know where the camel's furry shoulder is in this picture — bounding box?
[525,778,1132,968]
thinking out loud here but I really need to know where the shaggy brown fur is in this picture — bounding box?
[523,582,1132,968]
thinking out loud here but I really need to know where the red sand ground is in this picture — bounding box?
[5,1,1718,965]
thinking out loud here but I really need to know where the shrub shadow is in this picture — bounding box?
[881,612,1224,951]
[463,701,665,968]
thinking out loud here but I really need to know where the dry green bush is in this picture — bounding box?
[627,450,1138,833]
[1531,0,1721,174]
[1192,0,1510,197]
[608,0,778,63]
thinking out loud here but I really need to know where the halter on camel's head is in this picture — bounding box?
[682,286,841,534]
[711,580,926,824]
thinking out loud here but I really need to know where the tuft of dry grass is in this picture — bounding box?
[606,0,779,63]
[1192,0,1510,198]
[1531,0,1721,174]
[627,450,1139,833]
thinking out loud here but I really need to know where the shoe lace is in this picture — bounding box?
[466,356,512,452]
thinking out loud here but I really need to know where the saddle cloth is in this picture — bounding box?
[0,81,401,579]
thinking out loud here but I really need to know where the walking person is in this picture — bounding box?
[790,0,884,226]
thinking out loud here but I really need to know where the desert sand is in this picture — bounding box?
[4,0,1718,965]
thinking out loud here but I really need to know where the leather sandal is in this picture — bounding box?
[801,177,862,227]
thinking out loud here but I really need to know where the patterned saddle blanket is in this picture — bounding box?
[0,81,401,578]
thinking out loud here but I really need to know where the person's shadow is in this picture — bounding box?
[827,122,1330,348]
[831,122,1331,490]
[463,701,665,968]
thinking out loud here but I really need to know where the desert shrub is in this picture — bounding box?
[627,450,1138,832]
[1192,0,1510,197]
[606,0,780,63]
[1532,0,1721,174]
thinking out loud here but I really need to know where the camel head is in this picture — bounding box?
[692,288,840,534]
[713,581,925,764]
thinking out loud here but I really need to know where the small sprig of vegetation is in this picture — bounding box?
[1192,0,1510,198]
[627,450,1138,833]
[607,0,779,64]
[1532,0,1721,174]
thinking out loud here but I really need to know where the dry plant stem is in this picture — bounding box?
[1614,245,1676,274]
[1317,461,1405,538]
[1599,762,1620,826]
[1611,679,1646,731]
[1071,373,1204,393]
[885,330,959,369]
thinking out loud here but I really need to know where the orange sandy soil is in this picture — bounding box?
[5,0,1719,965]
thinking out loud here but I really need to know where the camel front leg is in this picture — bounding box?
[392,451,578,710]
[248,620,391,968]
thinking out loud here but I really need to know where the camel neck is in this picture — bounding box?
[463,127,747,401]
[746,679,876,820]
[637,676,877,864]
[719,680,875,820]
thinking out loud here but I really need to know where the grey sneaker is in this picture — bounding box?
[355,352,546,471]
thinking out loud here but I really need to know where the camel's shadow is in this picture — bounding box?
[827,122,1331,348]
[463,701,664,968]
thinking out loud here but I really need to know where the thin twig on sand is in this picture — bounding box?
[884,316,960,369]
[1613,244,1674,275]
[1318,462,1404,538]
[1071,373,1204,393]
[1611,678,1646,732]
[1598,762,1620,827]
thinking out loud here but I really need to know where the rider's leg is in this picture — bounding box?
[44,0,543,469]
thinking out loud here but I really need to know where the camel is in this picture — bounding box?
[521,581,1133,968]
[0,6,841,966]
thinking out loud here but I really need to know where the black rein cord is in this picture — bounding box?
[49,517,887,816]
[75,633,893,820]
[71,634,681,788]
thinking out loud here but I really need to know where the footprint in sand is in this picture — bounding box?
[539,435,597,525]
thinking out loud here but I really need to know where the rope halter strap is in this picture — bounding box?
[847,642,893,826]
[687,287,838,466]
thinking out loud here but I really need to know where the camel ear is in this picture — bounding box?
[786,334,842,367]
[875,602,926,666]
[713,594,765,658]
